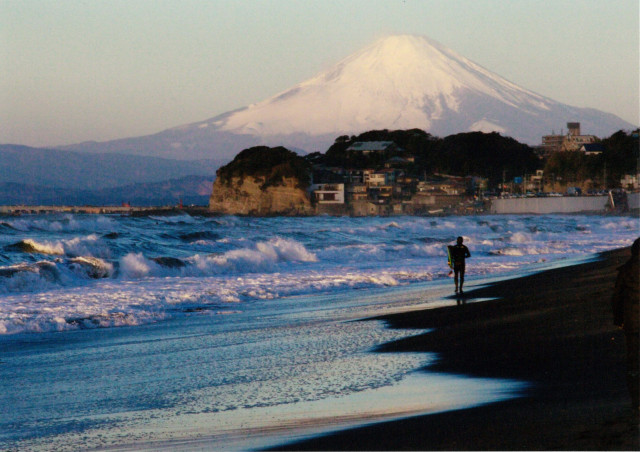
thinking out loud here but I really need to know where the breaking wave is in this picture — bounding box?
[0,213,638,334]
[119,237,318,279]
[5,235,111,259]
[6,239,64,255]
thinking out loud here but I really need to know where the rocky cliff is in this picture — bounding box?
[209,176,312,215]
[208,146,313,216]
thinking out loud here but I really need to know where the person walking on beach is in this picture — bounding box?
[612,237,640,411]
[450,236,471,294]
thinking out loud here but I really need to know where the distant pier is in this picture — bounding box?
[1,192,637,217]
[0,205,212,216]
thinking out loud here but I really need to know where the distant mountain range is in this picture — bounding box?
[0,145,218,206]
[0,145,219,190]
[58,34,635,162]
[3,34,635,206]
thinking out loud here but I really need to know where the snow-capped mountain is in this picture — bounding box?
[219,35,557,137]
[61,34,634,161]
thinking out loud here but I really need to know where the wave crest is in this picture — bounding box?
[6,239,64,255]
[5,235,110,259]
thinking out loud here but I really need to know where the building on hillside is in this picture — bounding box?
[346,141,402,155]
[538,122,597,156]
[466,176,489,195]
[567,122,581,136]
[368,185,393,201]
[367,172,387,186]
[311,184,345,204]
[344,169,365,184]
[346,183,368,201]
[409,193,437,208]
[365,169,397,186]
[417,178,465,195]
[580,143,604,155]
[525,170,544,192]
[538,133,565,156]
[361,169,374,185]
[349,198,395,216]
[562,123,596,151]
[392,183,414,200]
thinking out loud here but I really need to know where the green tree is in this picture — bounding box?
[217,146,311,189]
[435,132,539,186]
[543,130,638,188]
[312,129,540,188]
[600,130,639,186]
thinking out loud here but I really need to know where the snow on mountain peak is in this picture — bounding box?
[55,35,633,161]
[218,34,552,138]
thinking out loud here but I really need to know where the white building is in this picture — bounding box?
[311,184,345,204]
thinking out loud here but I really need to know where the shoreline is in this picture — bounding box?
[274,247,639,450]
[2,194,638,218]
[2,215,638,451]
[3,246,638,450]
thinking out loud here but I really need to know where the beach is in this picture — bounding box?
[275,247,639,450]
[1,214,638,450]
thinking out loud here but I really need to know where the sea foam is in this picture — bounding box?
[0,213,638,335]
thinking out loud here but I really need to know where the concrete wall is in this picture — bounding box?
[315,203,350,216]
[0,205,139,214]
[490,196,609,214]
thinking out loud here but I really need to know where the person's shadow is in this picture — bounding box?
[456,294,467,305]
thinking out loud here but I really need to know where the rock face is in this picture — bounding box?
[209,176,312,216]
[208,146,313,216]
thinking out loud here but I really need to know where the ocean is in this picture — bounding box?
[1,213,637,450]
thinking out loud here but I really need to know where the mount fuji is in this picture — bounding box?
[61,34,634,162]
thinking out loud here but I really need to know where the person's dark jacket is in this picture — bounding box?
[612,254,640,333]
[450,244,470,268]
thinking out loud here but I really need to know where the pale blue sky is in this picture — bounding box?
[1,0,638,147]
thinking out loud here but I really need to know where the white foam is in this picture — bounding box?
[509,232,532,243]
[0,266,57,293]
[120,253,157,278]
[69,257,114,279]
[0,214,638,335]
[10,234,111,259]
[4,214,116,233]
[189,237,317,276]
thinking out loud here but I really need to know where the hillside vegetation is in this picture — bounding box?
[543,130,638,186]
[311,129,539,187]
[307,128,637,189]
[216,146,311,189]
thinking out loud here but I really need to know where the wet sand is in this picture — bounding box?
[274,247,639,450]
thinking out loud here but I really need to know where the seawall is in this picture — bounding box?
[490,192,639,214]
[0,205,212,216]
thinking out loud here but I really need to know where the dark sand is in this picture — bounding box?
[273,248,639,450]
